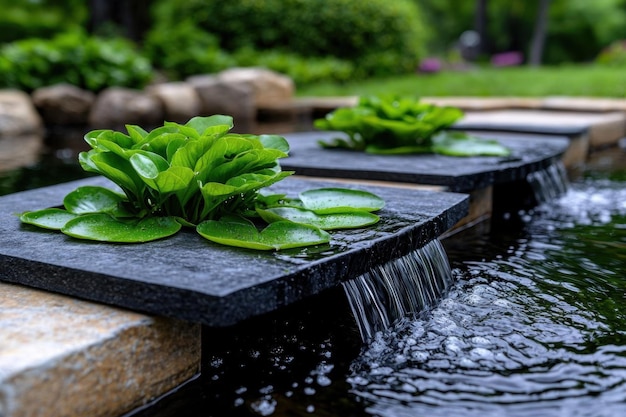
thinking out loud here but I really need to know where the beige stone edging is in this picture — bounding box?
[0,282,201,417]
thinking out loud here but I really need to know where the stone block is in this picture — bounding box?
[0,90,43,137]
[217,67,294,108]
[147,82,202,123]
[0,282,200,417]
[281,131,569,193]
[32,84,95,125]
[541,96,626,113]
[88,87,164,130]
[186,75,255,126]
[455,109,626,148]
[0,177,468,327]
[422,97,543,111]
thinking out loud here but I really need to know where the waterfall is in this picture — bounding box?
[527,161,569,204]
[343,239,453,341]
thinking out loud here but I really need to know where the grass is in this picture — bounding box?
[296,65,626,98]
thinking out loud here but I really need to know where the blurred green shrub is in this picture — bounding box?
[150,0,428,79]
[232,48,354,85]
[0,0,87,43]
[0,31,153,92]
[143,21,236,80]
[144,17,355,85]
[596,40,626,66]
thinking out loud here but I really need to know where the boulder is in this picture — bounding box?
[217,67,295,108]
[147,82,202,123]
[88,87,164,129]
[186,75,255,125]
[32,84,95,125]
[0,90,43,136]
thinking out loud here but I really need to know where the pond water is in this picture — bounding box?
[352,166,626,417]
[1,133,625,417]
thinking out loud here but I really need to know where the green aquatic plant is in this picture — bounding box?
[314,95,511,156]
[19,116,385,250]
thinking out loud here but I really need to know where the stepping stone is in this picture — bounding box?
[281,131,569,227]
[0,282,200,417]
[422,96,543,111]
[0,177,468,328]
[541,96,626,113]
[282,131,568,192]
[455,109,626,151]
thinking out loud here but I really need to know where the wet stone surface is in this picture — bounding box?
[282,131,569,192]
[0,177,467,327]
[452,113,589,137]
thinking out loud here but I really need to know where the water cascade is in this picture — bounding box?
[346,174,626,417]
[343,239,454,341]
[526,161,569,204]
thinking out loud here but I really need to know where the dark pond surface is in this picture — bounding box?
[1,132,625,417]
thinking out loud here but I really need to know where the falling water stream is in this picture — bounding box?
[343,239,454,342]
[526,161,570,204]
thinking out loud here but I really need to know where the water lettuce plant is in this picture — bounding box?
[19,116,385,250]
[314,95,511,156]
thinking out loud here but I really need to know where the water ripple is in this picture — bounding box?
[348,179,626,417]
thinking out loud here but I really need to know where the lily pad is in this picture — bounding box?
[62,214,181,243]
[196,217,330,250]
[257,207,379,230]
[432,131,511,156]
[299,188,385,214]
[63,186,126,214]
[19,208,78,230]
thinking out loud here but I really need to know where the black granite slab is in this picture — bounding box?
[0,176,467,327]
[282,131,569,192]
[451,120,588,137]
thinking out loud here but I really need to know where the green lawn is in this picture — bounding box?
[296,65,626,98]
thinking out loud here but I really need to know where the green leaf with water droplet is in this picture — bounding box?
[299,188,385,214]
[63,186,126,215]
[196,217,330,250]
[257,206,379,230]
[62,214,181,242]
[130,151,195,193]
[432,131,511,156]
[20,208,78,230]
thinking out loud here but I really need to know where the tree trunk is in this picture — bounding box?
[87,0,151,42]
[474,0,488,55]
[529,0,551,66]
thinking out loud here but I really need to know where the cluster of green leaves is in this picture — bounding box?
[314,96,511,156]
[75,115,292,224]
[19,116,385,250]
[150,0,427,79]
[0,30,152,92]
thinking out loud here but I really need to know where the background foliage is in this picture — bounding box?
[149,0,427,79]
[0,31,153,92]
[1,0,626,92]
[0,0,86,43]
